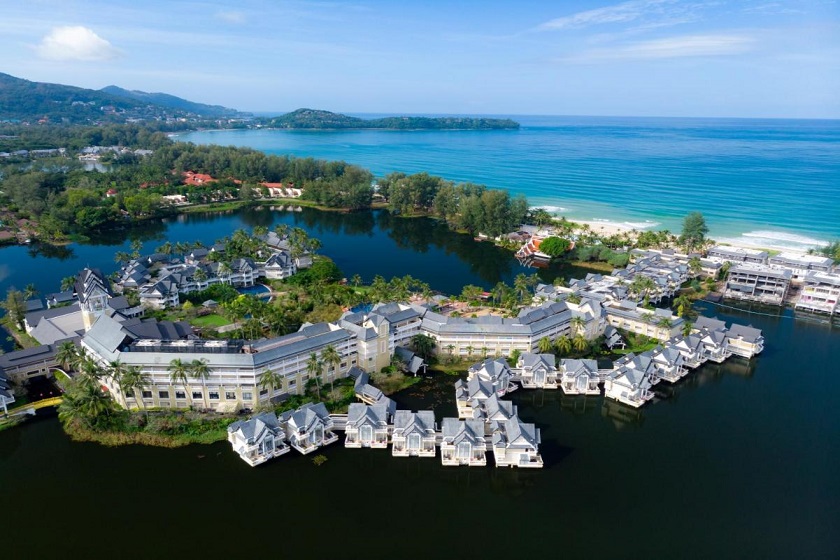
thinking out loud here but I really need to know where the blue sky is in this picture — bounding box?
[1,0,838,117]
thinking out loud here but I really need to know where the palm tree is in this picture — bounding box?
[572,334,588,353]
[538,336,553,354]
[673,294,693,318]
[76,356,104,387]
[411,334,436,362]
[119,365,151,419]
[481,347,489,359]
[446,344,455,356]
[193,267,208,288]
[258,368,284,404]
[350,274,362,288]
[253,225,269,238]
[514,273,531,303]
[168,358,192,408]
[113,251,132,264]
[273,223,289,240]
[55,341,80,372]
[217,262,232,284]
[555,335,572,355]
[688,257,702,277]
[59,382,112,430]
[189,359,211,409]
[306,352,323,401]
[465,345,474,359]
[60,276,77,293]
[156,241,173,255]
[570,315,586,336]
[24,283,38,300]
[320,345,341,397]
[682,321,694,337]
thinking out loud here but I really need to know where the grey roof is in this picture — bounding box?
[30,310,85,345]
[25,303,81,328]
[492,418,540,449]
[455,376,494,400]
[346,402,389,428]
[519,353,556,371]
[695,316,727,332]
[610,366,653,390]
[393,410,436,434]
[394,346,425,374]
[282,402,331,433]
[441,418,485,443]
[25,299,45,312]
[482,394,517,421]
[727,324,762,343]
[559,358,599,377]
[468,358,511,380]
[227,412,281,443]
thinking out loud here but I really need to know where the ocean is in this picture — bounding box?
[179,115,840,252]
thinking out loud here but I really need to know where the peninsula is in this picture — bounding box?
[265,108,520,130]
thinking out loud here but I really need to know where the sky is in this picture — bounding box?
[1,0,838,118]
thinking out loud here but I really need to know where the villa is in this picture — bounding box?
[604,365,655,408]
[491,418,543,468]
[724,324,764,358]
[344,403,391,449]
[650,346,687,383]
[480,394,518,434]
[795,271,840,315]
[697,328,729,363]
[466,358,516,396]
[558,358,601,395]
[515,352,559,389]
[455,376,495,419]
[391,410,437,458]
[280,402,338,454]
[227,412,290,466]
[668,335,707,368]
[440,418,488,467]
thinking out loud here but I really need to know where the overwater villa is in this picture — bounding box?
[614,352,661,386]
[391,410,437,458]
[558,358,601,395]
[480,394,518,434]
[344,403,391,449]
[723,324,764,358]
[697,329,729,363]
[227,412,290,466]
[650,346,687,383]
[668,335,707,369]
[491,418,543,468]
[466,357,516,396]
[440,418,488,467]
[515,352,559,389]
[604,365,655,408]
[454,376,495,419]
[280,403,338,455]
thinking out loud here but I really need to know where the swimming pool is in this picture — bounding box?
[237,284,271,299]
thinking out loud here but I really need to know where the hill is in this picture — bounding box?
[100,85,244,117]
[269,108,519,130]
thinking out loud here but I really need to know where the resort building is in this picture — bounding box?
[604,300,684,342]
[440,418,488,467]
[82,313,358,411]
[724,324,764,358]
[344,403,391,449]
[724,264,791,306]
[391,410,437,458]
[466,358,516,397]
[480,394,518,433]
[515,353,559,389]
[280,403,338,454]
[604,365,655,408]
[707,246,768,265]
[0,368,14,414]
[558,358,601,395]
[795,271,840,315]
[668,335,707,368]
[227,412,290,466]
[455,376,495,419]
[491,418,543,468]
[650,346,687,383]
[768,252,834,280]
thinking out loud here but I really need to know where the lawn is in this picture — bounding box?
[190,314,232,328]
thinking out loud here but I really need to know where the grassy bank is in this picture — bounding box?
[1,318,40,349]
[62,412,237,448]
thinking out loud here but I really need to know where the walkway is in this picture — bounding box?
[4,396,63,418]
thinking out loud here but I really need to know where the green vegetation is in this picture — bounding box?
[680,211,709,252]
[539,236,572,257]
[189,314,232,328]
[268,108,519,130]
[814,240,840,263]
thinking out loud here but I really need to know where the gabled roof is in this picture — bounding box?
[482,394,517,421]
[281,402,331,432]
[441,418,485,444]
[727,324,762,343]
[346,402,390,428]
[455,376,494,401]
[519,352,556,371]
[492,418,540,449]
[228,412,281,443]
[559,358,598,377]
[393,410,436,434]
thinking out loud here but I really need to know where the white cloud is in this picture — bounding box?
[563,34,755,62]
[538,0,678,30]
[216,11,247,24]
[36,26,120,61]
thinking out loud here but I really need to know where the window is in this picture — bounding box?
[259,389,268,396]
[408,433,421,450]
[457,442,471,460]
[158,391,169,399]
[175,391,186,399]
[124,389,135,399]
[209,391,220,400]
[242,392,253,401]
[192,391,202,399]
[360,425,373,443]
[225,391,236,400]
[142,390,152,399]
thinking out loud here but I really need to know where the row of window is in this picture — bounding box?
[128,390,253,401]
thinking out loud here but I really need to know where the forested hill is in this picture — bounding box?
[268,108,520,130]
[100,86,244,117]
[0,73,246,123]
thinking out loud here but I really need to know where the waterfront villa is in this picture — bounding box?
[344,403,390,449]
[280,403,338,454]
[724,264,792,306]
[604,365,655,408]
[466,358,516,396]
[515,352,559,389]
[480,394,518,433]
[491,418,544,468]
[697,328,729,363]
[558,358,601,395]
[724,324,764,358]
[668,335,707,368]
[455,376,495,419]
[391,410,437,458]
[650,346,687,383]
[227,412,290,466]
[795,271,840,315]
[440,418,488,467]
[614,353,660,386]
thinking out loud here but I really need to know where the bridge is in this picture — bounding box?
[3,396,63,418]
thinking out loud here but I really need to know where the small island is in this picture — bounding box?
[266,108,520,130]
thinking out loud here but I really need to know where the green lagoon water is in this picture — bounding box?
[0,207,838,558]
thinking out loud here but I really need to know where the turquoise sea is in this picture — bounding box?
[180,116,840,252]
